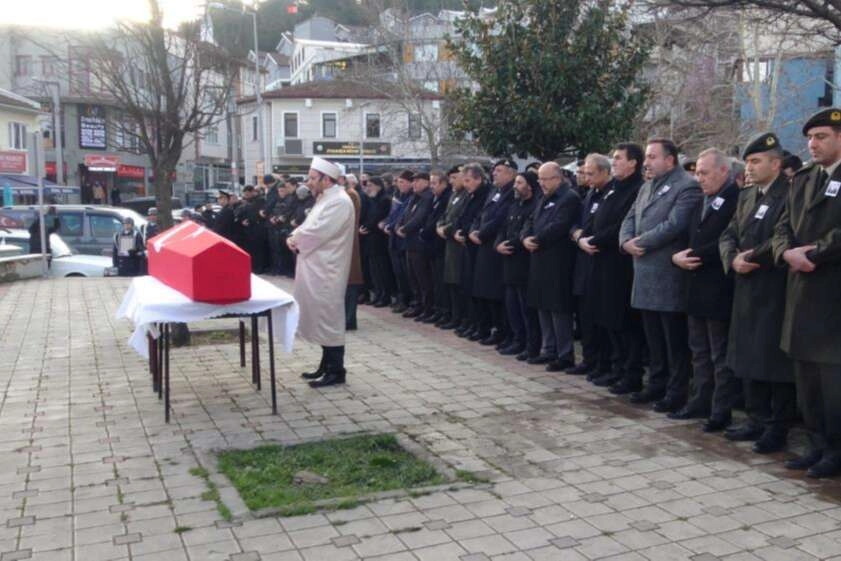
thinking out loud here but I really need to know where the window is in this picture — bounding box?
[284,112,298,138]
[251,115,259,142]
[365,113,381,139]
[742,60,771,83]
[88,214,122,239]
[422,80,440,93]
[8,123,27,150]
[41,56,58,77]
[58,212,83,237]
[408,113,422,140]
[204,126,219,144]
[15,56,31,76]
[413,43,438,62]
[322,112,337,138]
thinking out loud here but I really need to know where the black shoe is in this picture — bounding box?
[527,354,554,365]
[567,363,594,375]
[469,331,489,342]
[393,304,408,314]
[456,326,474,338]
[440,320,459,330]
[516,351,531,362]
[480,332,505,346]
[301,360,327,380]
[654,397,684,414]
[592,373,621,387]
[752,430,787,454]
[499,344,525,356]
[807,454,841,479]
[610,379,642,395]
[546,359,574,372]
[495,337,513,351]
[724,424,764,442]
[434,315,451,327]
[403,308,422,318]
[308,369,346,388]
[785,449,823,470]
[629,388,666,404]
[667,406,710,421]
[703,415,731,433]
[373,300,390,308]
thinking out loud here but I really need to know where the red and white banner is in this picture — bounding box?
[0,151,27,174]
[84,154,120,171]
[117,164,146,179]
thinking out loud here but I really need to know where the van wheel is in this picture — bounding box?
[65,273,86,277]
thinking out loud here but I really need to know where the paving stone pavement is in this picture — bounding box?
[2,277,841,561]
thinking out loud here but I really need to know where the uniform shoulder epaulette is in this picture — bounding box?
[794,162,816,176]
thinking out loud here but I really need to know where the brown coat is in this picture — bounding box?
[346,187,364,286]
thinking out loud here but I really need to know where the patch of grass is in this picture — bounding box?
[174,526,192,534]
[189,466,232,521]
[455,470,490,484]
[217,434,446,514]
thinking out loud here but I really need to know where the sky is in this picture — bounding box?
[2,0,207,30]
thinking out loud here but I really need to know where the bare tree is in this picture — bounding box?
[84,0,237,228]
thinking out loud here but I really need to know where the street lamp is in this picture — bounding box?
[208,3,265,181]
[32,78,64,186]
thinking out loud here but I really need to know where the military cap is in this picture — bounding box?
[217,190,231,198]
[802,107,841,135]
[493,158,518,171]
[447,164,463,175]
[742,132,781,159]
[147,207,158,216]
[263,173,277,185]
[412,171,430,181]
[398,170,415,181]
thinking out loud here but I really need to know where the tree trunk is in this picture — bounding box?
[154,167,175,231]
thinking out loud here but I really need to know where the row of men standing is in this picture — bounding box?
[355,107,841,479]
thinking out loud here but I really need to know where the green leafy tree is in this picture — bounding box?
[448,0,651,160]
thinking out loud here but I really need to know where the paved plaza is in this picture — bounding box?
[2,277,841,561]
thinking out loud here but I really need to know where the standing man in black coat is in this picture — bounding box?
[238,185,269,273]
[579,143,646,395]
[360,176,394,307]
[437,166,470,330]
[720,133,796,449]
[455,164,491,339]
[211,191,237,243]
[423,171,452,324]
[523,162,582,371]
[570,153,614,382]
[397,172,435,320]
[469,159,517,346]
[496,170,541,359]
[669,148,740,431]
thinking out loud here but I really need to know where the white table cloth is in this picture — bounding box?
[116,274,299,359]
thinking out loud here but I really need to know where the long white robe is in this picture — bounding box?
[288,184,355,347]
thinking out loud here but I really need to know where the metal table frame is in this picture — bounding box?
[146,310,277,423]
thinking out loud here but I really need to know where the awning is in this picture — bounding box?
[0,174,80,196]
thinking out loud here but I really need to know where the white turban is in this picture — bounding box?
[310,157,341,180]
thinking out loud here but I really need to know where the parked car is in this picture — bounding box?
[0,205,146,257]
[120,196,183,216]
[0,229,117,277]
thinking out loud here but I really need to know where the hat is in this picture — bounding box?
[742,132,781,159]
[412,172,430,181]
[147,207,158,216]
[310,157,341,179]
[447,165,463,175]
[122,216,134,225]
[345,173,358,184]
[802,107,841,135]
[493,158,518,171]
[217,190,231,198]
[398,170,415,181]
[525,161,542,171]
[263,174,277,185]
[518,170,540,194]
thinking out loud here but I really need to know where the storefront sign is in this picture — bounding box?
[0,151,27,174]
[84,154,121,172]
[79,104,107,149]
[313,142,391,156]
[45,162,69,177]
[117,164,146,179]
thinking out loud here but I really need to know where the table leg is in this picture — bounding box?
[267,310,277,415]
[239,320,246,368]
[164,323,171,424]
[157,323,164,400]
[251,315,261,390]
[148,333,157,392]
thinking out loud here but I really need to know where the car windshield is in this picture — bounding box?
[50,234,74,257]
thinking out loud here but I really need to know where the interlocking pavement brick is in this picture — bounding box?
[766,536,798,549]
[6,517,35,529]
[229,553,261,561]
[0,550,32,561]
[331,535,360,547]
[549,536,579,549]
[113,533,142,545]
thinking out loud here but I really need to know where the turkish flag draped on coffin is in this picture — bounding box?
[146,221,252,304]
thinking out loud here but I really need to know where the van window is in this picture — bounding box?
[89,214,123,238]
[58,212,83,237]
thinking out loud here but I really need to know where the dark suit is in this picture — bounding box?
[400,188,435,314]
[588,173,645,387]
[720,174,794,433]
[522,185,581,362]
[363,190,395,304]
[681,181,740,419]
[422,186,452,317]
[773,162,841,453]
[438,187,470,324]
[455,183,490,329]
